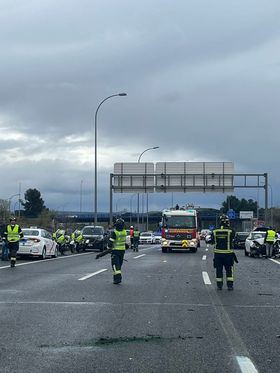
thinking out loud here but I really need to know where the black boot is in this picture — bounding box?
[10,260,16,268]
[113,274,122,284]
[227,281,234,291]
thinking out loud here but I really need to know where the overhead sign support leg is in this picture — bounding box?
[110,173,113,226]
[264,173,268,226]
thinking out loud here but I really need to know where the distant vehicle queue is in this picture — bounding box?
[0,219,163,263]
[1,204,280,268]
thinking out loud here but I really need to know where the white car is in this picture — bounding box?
[205,234,212,244]
[244,231,266,257]
[139,232,155,245]
[18,228,58,259]
[153,233,162,244]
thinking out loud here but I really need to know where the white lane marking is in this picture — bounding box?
[236,356,258,373]
[0,301,279,308]
[163,260,167,263]
[78,269,107,281]
[205,248,209,252]
[269,258,280,265]
[202,255,207,260]
[202,271,211,285]
[133,254,146,259]
[0,252,94,270]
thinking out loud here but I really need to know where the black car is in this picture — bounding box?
[233,232,249,250]
[81,226,108,252]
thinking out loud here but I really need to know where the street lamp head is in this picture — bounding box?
[153,146,159,149]
[118,93,127,96]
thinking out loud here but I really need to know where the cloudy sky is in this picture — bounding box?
[1,0,280,213]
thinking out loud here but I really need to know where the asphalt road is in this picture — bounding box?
[0,243,279,373]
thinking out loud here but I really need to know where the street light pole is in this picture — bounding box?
[137,146,159,230]
[94,93,127,224]
[80,180,83,213]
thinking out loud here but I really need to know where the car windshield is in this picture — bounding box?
[22,229,40,236]
[236,233,249,239]
[82,227,103,235]
[163,215,196,228]
[141,233,152,237]
[251,232,266,239]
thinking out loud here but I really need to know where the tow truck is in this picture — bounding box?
[161,206,199,253]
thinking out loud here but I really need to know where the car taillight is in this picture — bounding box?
[30,238,41,243]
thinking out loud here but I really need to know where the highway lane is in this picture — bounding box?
[0,243,279,372]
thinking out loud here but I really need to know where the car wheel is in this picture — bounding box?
[40,247,46,260]
[52,247,58,258]
[191,247,197,253]
[162,247,167,253]
[244,250,248,256]
[99,243,104,252]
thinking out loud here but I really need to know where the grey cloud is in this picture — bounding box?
[1,0,280,210]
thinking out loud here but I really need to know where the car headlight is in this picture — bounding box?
[190,241,195,246]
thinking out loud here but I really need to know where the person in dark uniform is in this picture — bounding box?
[108,218,129,284]
[4,217,24,268]
[210,215,237,291]
[264,227,277,258]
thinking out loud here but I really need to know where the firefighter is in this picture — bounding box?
[133,227,140,252]
[4,217,23,268]
[210,215,237,291]
[264,227,277,258]
[129,225,134,249]
[108,218,129,284]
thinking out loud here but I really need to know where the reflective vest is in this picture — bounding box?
[134,230,140,238]
[266,230,276,243]
[113,229,127,251]
[213,228,234,254]
[54,230,65,244]
[74,233,83,243]
[7,225,21,242]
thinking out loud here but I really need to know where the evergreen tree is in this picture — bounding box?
[21,188,46,217]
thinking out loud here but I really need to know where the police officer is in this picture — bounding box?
[264,227,277,258]
[108,218,129,284]
[71,229,84,253]
[4,217,23,268]
[210,215,237,291]
[53,229,67,255]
